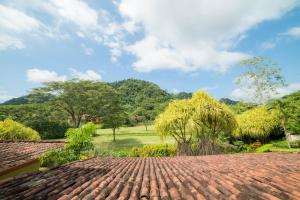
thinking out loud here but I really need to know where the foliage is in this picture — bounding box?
[0,104,69,139]
[130,144,177,157]
[234,106,280,141]
[190,91,237,155]
[155,99,194,155]
[33,80,118,127]
[31,121,69,139]
[269,147,300,152]
[65,122,95,155]
[228,101,257,114]
[255,144,273,153]
[101,91,126,141]
[236,56,285,104]
[172,92,193,100]
[232,140,249,152]
[40,149,78,167]
[40,122,95,167]
[0,119,40,140]
[219,98,239,105]
[110,79,172,122]
[268,90,300,135]
[155,91,237,156]
[248,141,262,151]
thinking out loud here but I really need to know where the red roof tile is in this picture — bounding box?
[0,141,65,175]
[0,152,300,199]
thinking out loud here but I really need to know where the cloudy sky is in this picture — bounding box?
[1,0,300,102]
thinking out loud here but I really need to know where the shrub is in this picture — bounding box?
[29,121,70,139]
[40,149,78,167]
[233,106,280,141]
[248,141,262,151]
[130,144,176,157]
[40,122,95,167]
[0,119,40,140]
[65,122,95,155]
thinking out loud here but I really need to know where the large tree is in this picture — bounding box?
[155,99,194,155]
[190,91,237,155]
[236,56,285,104]
[33,80,117,127]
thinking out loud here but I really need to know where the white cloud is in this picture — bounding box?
[81,43,94,55]
[0,4,41,50]
[118,0,299,72]
[71,69,102,81]
[284,26,300,38]
[27,68,67,83]
[0,4,40,32]
[0,34,25,50]
[231,82,300,102]
[170,88,181,94]
[261,41,276,49]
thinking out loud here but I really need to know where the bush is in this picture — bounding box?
[248,141,262,151]
[40,149,78,167]
[29,121,70,139]
[291,141,300,148]
[130,144,176,157]
[0,119,40,140]
[65,122,95,155]
[40,122,95,167]
[234,106,280,141]
[232,140,249,152]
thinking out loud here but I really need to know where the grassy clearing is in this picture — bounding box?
[255,140,300,153]
[93,125,175,155]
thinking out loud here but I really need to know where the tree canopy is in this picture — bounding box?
[234,106,280,140]
[191,91,237,155]
[236,56,285,104]
[33,80,117,127]
[155,91,237,155]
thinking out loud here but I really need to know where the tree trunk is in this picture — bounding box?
[144,122,148,131]
[177,141,192,156]
[113,128,116,142]
[282,118,291,148]
[197,138,219,156]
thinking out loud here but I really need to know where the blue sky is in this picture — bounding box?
[0,0,300,102]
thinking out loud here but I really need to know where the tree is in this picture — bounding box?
[190,91,237,155]
[0,103,69,139]
[233,106,280,142]
[155,99,194,155]
[33,80,117,127]
[132,107,150,131]
[269,91,300,148]
[102,91,126,142]
[236,57,285,104]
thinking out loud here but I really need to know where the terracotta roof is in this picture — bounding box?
[1,153,300,200]
[0,141,65,175]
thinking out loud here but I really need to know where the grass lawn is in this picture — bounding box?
[93,125,175,155]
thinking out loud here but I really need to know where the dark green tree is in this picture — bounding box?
[32,80,117,128]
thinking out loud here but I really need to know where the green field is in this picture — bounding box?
[92,125,175,155]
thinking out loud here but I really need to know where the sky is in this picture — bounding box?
[0,0,300,103]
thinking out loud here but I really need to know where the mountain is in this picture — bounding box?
[172,92,193,100]
[1,93,52,105]
[219,98,239,105]
[110,79,172,114]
